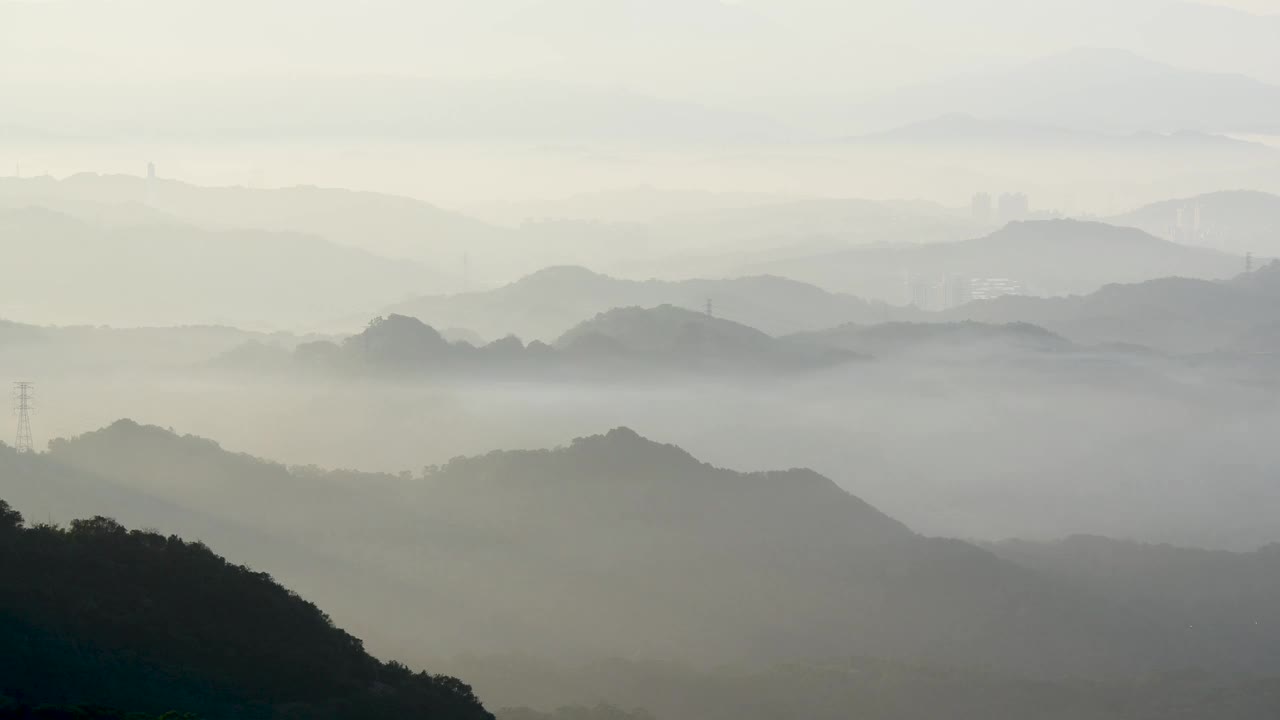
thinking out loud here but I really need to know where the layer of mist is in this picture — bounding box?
[5,2,1280,718]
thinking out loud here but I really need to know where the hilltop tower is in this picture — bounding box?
[13,382,33,454]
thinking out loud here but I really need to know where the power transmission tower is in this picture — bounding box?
[13,382,34,454]
[1246,252,1254,273]
[705,298,714,318]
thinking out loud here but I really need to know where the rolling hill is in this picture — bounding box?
[386,266,893,343]
[14,420,1245,680]
[554,305,856,372]
[747,218,1244,301]
[506,193,991,280]
[13,428,1280,719]
[1129,2,1280,87]
[224,310,855,378]
[0,206,437,329]
[939,261,1280,353]
[0,174,508,281]
[1111,190,1280,256]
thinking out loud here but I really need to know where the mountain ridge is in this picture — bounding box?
[387,266,891,342]
[16,419,1199,677]
[747,218,1242,300]
[937,262,1280,353]
[0,173,508,279]
[1111,190,1280,256]
[0,204,440,330]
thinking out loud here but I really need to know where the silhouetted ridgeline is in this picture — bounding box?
[11,264,1280,382]
[216,306,1228,383]
[10,425,1280,718]
[943,260,1280,353]
[0,422,1249,678]
[0,173,507,276]
[0,499,492,720]
[241,309,857,379]
[553,305,857,371]
[744,218,1242,299]
[0,206,439,329]
[385,265,893,342]
[1112,190,1280,255]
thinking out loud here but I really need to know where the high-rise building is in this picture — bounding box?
[1173,202,1203,244]
[968,277,1025,302]
[970,193,993,225]
[906,274,964,311]
[944,275,972,309]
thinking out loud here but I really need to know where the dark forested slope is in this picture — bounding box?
[0,499,492,720]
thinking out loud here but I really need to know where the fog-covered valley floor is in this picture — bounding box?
[21,354,1280,551]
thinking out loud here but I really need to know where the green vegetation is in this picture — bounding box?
[0,695,196,720]
[0,499,492,720]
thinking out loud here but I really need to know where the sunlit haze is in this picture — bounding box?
[3,2,1280,720]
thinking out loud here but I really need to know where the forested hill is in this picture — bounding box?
[0,499,493,720]
[940,261,1280,353]
[226,311,855,378]
[4,421,1206,677]
[386,266,891,342]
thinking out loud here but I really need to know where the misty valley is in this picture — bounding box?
[6,2,1280,718]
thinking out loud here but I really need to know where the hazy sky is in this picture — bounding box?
[1205,0,1277,11]
[2,0,1277,213]
[2,0,1278,97]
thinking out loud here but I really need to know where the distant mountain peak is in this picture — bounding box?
[523,264,604,280]
[596,426,645,442]
[976,218,1175,249]
[566,426,705,467]
[555,304,775,354]
[67,419,221,456]
[359,313,448,345]
[512,265,612,288]
[442,425,903,531]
